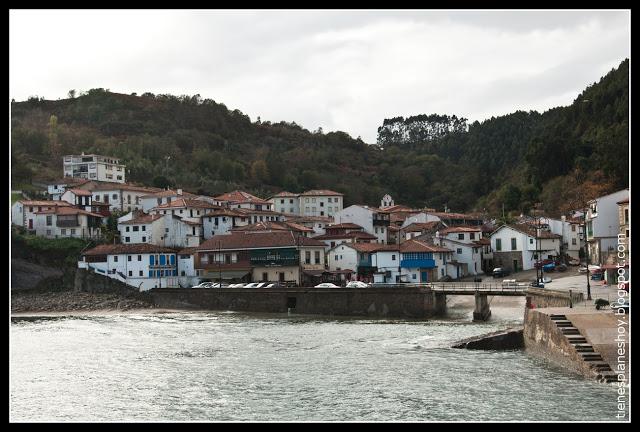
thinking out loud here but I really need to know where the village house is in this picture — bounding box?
[399,238,453,282]
[490,224,562,273]
[63,153,126,183]
[76,181,162,213]
[176,247,199,288]
[298,190,344,218]
[139,188,198,213]
[312,222,377,248]
[269,191,300,215]
[202,208,250,238]
[117,212,202,248]
[33,206,103,239]
[585,189,629,265]
[78,243,178,291]
[11,199,74,231]
[401,221,442,241]
[334,205,391,244]
[214,190,273,211]
[327,243,399,283]
[435,226,483,277]
[149,198,221,222]
[284,215,332,237]
[47,177,90,201]
[193,231,326,285]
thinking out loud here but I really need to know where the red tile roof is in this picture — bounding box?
[270,191,298,198]
[379,205,415,212]
[67,188,93,196]
[202,208,248,218]
[438,226,482,235]
[326,222,364,230]
[427,211,484,220]
[83,243,177,256]
[35,207,103,217]
[313,231,377,241]
[140,189,197,199]
[347,243,400,253]
[214,190,269,204]
[152,198,221,210]
[400,239,453,253]
[82,181,163,194]
[197,232,325,251]
[495,224,562,239]
[18,200,74,207]
[617,197,629,204]
[299,189,343,196]
[402,222,441,232]
[119,214,164,225]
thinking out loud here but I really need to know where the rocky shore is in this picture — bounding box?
[11,290,155,313]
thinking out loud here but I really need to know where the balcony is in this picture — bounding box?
[400,259,436,269]
[56,218,79,227]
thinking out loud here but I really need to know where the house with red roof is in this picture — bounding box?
[33,206,103,239]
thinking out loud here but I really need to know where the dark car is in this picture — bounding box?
[492,268,510,278]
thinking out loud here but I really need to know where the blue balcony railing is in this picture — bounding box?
[400,259,436,269]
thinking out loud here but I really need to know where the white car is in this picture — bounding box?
[243,282,262,288]
[192,282,211,288]
[346,281,369,288]
[229,283,245,288]
[314,283,340,288]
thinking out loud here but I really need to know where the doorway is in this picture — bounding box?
[513,260,519,273]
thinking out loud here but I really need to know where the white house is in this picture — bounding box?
[11,200,74,230]
[63,153,126,183]
[118,213,202,248]
[585,189,629,265]
[399,238,453,282]
[79,244,178,291]
[33,207,103,239]
[269,191,301,215]
[81,182,161,213]
[140,188,197,213]
[149,198,220,221]
[490,224,562,273]
[326,243,400,283]
[298,190,344,218]
[47,178,90,200]
[334,205,391,244]
[176,247,200,288]
[371,247,402,283]
[435,226,483,277]
[538,216,583,261]
[202,208,251,239]
[61,188,93,208]
[214,190,272,211]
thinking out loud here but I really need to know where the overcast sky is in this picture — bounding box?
[9,10,630,143]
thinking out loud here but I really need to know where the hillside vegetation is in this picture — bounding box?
[11,59,628,217]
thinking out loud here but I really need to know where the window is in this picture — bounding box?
[137,255,142,261]
[312,198,316,203]
[572,238,577,245]
[571,225,576,232]
[142,225,146,231]
[114,256,118,262]
[529,238,533,244]
[320,202,324,207]
[335,255,338,261]
[458,233,464,240]
[305,251,311,264]
[46,215,52,226]
[289,199,293,204]
[392,254,396,261]
[511,238,517,251]
[165,228,169,233]
[315,251,320,264]
[46,229,51,236]
[128,271,133,277]
[70,229,76,235]
[412,274,416,279]
[470,233,475,240]
[126,226,130,232]
[496,239,502,251]
[626,229,629,239]
[142,236,146,242]
[139,270,143,276]
[457,248,462,254]
[112,194,118,200]
[625,209,629,224]
[128,255,132,262]
[61,229,66,235]
[133,226,139,232]
[181,270,186,276]
[125,237,130,242]
[281,199,285,204]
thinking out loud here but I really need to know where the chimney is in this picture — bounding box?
[177,188,182,196]
[561,215,566,222]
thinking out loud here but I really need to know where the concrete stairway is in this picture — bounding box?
[549,314,618,383]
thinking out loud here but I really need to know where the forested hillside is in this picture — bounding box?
[11,59,628,217]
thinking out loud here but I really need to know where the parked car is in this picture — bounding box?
[535,259,557,270]
[595,298,610,310]
[578,266,589,274]
[568,258,581,266]
[541,276,552,284]
[346,281,369,288]
[243,282,262,288]
[192,282,211,288]
[228,283,245,288]
[542,263,556,272]
[314,283,340,288]
[492,268,510,278]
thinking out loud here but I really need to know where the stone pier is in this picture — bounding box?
[434,292,447,316]
[473,293,491,321]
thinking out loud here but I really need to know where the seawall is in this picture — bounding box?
[150,286,441,318]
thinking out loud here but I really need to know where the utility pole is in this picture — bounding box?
[584,205,591,300]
